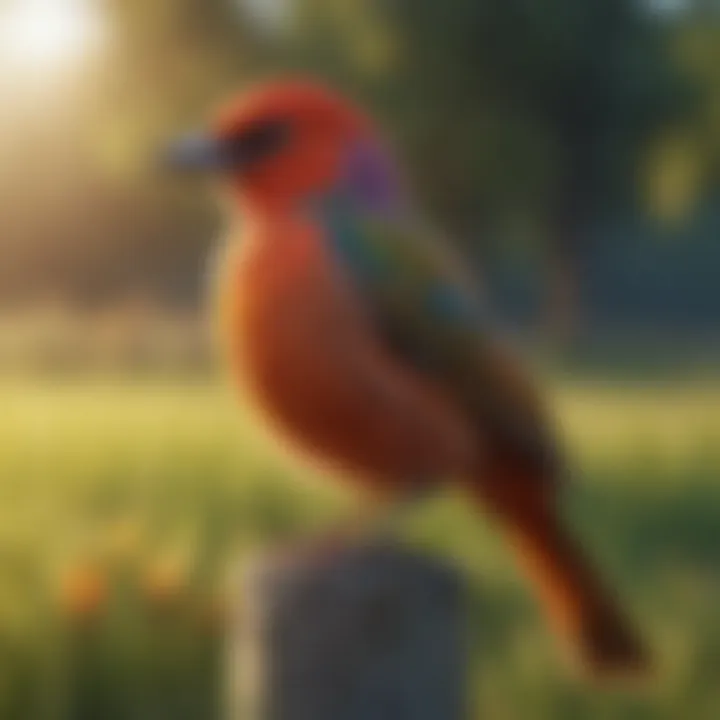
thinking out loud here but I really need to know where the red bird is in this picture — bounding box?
[168,78,649,676]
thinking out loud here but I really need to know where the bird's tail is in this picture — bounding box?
[474,473,651,678]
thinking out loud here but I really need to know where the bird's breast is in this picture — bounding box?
[216,216,475,487]
[222,219,373,437]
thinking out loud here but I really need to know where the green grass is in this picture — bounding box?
[0,377,718,719]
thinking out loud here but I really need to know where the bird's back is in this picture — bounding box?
[316,196,561,480]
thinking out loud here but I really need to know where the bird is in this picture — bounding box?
[167,78,650,677]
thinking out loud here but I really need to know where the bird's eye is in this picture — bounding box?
[224,119,292,168]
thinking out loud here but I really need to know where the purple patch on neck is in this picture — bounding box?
[342,140,405,215]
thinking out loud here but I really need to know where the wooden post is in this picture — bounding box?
[228,541,469,720]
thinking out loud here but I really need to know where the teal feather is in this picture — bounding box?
[318,193,485,334]
[314,194,560,475]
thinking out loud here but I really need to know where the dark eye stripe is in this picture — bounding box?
[223,119,291,167]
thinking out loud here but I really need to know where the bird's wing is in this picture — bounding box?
[319,196,561,476]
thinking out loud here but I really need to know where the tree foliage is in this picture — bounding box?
[0,0,716,327]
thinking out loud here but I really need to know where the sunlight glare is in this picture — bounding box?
[0,0,103,73]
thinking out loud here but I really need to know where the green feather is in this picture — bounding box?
[318,196,560,475]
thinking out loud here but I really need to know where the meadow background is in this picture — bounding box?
[0,0,719,718]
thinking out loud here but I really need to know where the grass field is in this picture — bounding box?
[0,377,718,719]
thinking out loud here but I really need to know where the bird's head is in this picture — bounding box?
[167,78,403,213]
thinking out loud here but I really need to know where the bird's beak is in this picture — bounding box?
[163,132,234,173]
[164,120,290,174]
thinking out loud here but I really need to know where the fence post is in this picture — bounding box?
[228,540,469,720]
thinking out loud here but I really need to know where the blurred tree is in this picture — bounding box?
[673,17,720,183]
[0,0,714,343]
[278,0,698,342]
[55,0,259,307]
